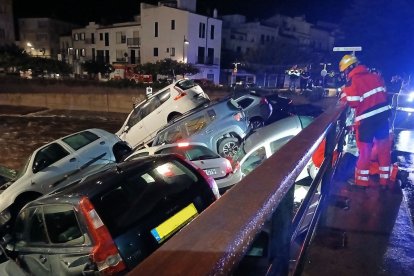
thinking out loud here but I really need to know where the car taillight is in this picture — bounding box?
[197,168,220,199]
[79,197,126,275]
[225,158,233,174]
[178,142,190,147]
[260,97,268,104]
[233,112,243,121]
[174,87,187,100]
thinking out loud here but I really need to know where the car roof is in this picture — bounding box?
[26,155,183,206]
[242,116,303,153]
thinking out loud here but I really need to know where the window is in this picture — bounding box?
[116,49,126,61]
[197,47,205,64]
[237,98,254,109]
[154,47,158,56]
[104,33,109,46]
[99,33,103,41]
[171,20,175,30]
[80,33,85,40]
[91,33,95,44]
[207,48,214,64]
[116,32,126,44]
[33,143,70,172]
[157,145,218,161]
[91,159,200,236]
[184,114,209,136]
[199,23,205,38]
[75,48,80,59]
[210,25,215,39]
[74,33,79,41]
[241,146,267,176]
[127,97,161,128]
[154,22,158,37]
[105,50,109,63]
[62,131,99,151]
[14,207,48,245]
[157,89,171,104]
[171,47,175,57]
[43,205,83,244]
[81,48,86,57]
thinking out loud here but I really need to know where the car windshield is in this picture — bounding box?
[156,145,220,161]
[13,154,32,181]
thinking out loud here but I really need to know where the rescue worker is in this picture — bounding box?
[339,54,391,189]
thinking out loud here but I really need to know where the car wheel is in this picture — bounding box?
[250,118,264,130]
[168,113,182,123]
[218,137,240,158]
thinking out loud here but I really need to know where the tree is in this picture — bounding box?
[339,0,414,77]
[135,59,199,80]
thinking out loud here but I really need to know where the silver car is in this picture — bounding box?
[232,91,273,129]
[152,99,250,158]
[126,142,242,193]
[0,128,132,227]
[233,115,314,180]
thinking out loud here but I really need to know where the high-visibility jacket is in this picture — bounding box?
[343,65,390,122]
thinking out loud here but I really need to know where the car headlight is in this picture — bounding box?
[0,209,11,226]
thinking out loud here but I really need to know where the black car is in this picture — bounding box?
[5,155,219,275]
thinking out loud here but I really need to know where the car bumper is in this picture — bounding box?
[215,170,243,192]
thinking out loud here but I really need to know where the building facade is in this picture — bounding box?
[19,18,77,58]
[65,0,222,84]
[0,0,15,46]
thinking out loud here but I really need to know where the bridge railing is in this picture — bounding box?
[130,103,348,276]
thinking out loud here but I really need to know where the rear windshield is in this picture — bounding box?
[156,145,219,161]
[91,159,209,236]
[175,79,198,90]
[62,131,99,150]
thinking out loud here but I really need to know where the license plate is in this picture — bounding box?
[204,168,217,176]
[150,203,198,244]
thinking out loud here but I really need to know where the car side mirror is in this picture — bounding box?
[33,158,48,173]
[124,125,130,133]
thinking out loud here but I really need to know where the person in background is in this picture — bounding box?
[339,54,391,189]
[300,66,311,94]
[287,65,301,92]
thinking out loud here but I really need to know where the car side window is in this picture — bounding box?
[184,114,209,136]
[140,97,161,119]
[127,104,144,128]
[62,131,100,151]
[237,98,254,109]
[33,143,70,172]
[157,88,171,104]
[241,146,267,176]
[158,125,185,144]
[14,207,48,245]
[269,136,294,154]
[43,205,84,244]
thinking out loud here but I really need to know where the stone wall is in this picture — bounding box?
[0,83,147,113]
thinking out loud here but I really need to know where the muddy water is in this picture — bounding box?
[0,107,126,171]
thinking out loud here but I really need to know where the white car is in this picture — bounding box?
[233,115,314,181]
[126,142,242,193]
[0,128,132,226]
[117,79,210,149]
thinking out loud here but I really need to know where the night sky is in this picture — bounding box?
[13,0,347,26]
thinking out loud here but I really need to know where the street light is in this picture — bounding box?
[183,36,189,63]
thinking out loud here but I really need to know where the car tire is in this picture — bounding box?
[250,118,264,130]
[218,137,240,158]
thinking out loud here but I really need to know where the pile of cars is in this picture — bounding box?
[0,79,318,275]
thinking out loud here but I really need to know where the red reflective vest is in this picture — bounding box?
[343,65,389,122]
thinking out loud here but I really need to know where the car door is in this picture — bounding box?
[61,130,112,169]
[140,94,164,142]
[14,206,53,276]
[14,205,92,276]
[121,104,148,149]
[29,142,80,194]
[240,146,267,177]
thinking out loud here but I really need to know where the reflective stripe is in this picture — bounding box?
[380,174,389,179]
[379,166,390,172]
[357,169,369,174]
[355,105,391,122]
[357,176,369,181]
[347,96,360,102]
[361,86,385,100]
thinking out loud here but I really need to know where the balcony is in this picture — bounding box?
[127,38,140,47]
[196,56,220,65]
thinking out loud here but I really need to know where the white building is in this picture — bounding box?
[66,0,222,84]
[0,0,15,46]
